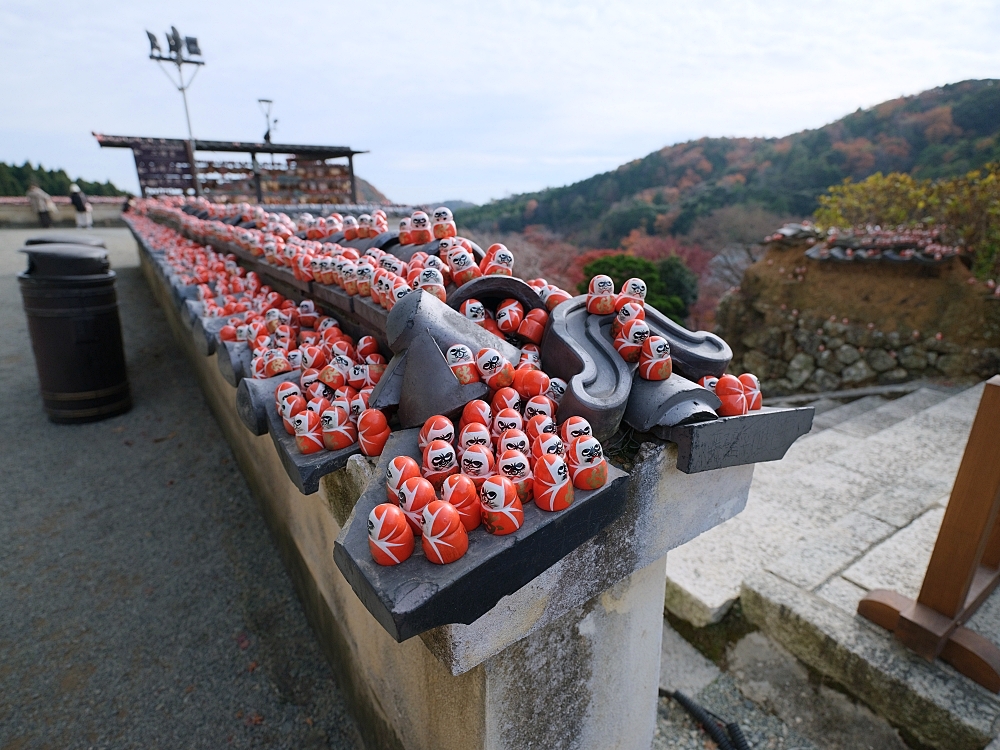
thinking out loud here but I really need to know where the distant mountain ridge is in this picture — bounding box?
[456,79,1000,247]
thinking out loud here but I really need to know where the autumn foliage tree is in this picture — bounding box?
[815,164,1000,276]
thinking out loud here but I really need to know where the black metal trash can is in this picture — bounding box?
[18,243,131,423]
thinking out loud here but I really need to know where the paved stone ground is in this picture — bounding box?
[665,386,958,626]
[0,228,363,750]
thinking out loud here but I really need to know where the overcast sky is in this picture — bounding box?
[1,1,998,205]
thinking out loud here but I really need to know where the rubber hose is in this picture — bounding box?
[670,691,735,750]
[727,722,751,750]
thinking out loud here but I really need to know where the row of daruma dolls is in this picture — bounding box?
[284,330,567,456]
[585,274,674,380]
[586,273,764,413]
[268,210,391,242]
[368,404,608,566]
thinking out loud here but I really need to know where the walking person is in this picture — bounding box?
[70,184,93,228]
[26,183,57,228]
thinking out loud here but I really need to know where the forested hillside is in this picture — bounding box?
[457,79,1000,247]
[0,161,127,197]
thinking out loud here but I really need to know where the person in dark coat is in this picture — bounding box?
[70,184,93,228]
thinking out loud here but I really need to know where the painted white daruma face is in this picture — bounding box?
[564,417,592,440]
[343,216,359,229]
[617,302,643,325]
[425,255,446,271]
[447,345,475,366]
[652,338,670,358]
[628,322,651,345]
[524,398,553,420]
[537,434,564,456]
[427,443,457,471]
[547,378,567,402]
[411,212,430,229]
[286,350,303,369]
[574,436,603,465]
[477,349,503,374]
[358,214,372,228]
[399,218,412,232]
[459,424,491,451]
[419,268,444,286]
[494,411,521,434]
[392,284,411,303]
[499,432,528,454]
[452,251,473,269]
[494,251,514,267]
[589,275,614,295]
[460,446,491,477]
[331,354,353,375]
[480,478,508,509]
[423,420,454,445]
[275,382,301,405]
[498,451,529,479]
[625,278,647,299]
[461,300,485,321]
[292,413,310,435]
[355,263,373,281]
[433,207,453,223]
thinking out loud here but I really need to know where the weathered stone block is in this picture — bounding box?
[866,348,897,373]
[836,344,861,366]
[816,349,841,373]
[781,332,798,361]
[898,345,927,371]
[841,359,876,385]
[742,349,770,379]
[923,336,961,354]
[810,368,841,392]
[741,327,784,358]
[793,329,823,357]
[877,368,910,385]
[786,352,815,389]
[935,354,967,377]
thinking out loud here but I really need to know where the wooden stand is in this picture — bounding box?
[858,375,1000,693]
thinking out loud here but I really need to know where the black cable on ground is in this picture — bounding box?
[659,687,751,750]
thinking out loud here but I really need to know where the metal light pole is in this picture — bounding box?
[146,27,204,196]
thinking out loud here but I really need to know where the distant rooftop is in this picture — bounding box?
[94,133,366,159]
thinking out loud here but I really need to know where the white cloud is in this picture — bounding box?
[1,0,998,204]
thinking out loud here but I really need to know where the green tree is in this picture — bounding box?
[657,256,698,314]
[576,254,689,324]
[0,161,128,197]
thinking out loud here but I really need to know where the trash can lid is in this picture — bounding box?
[24,234,107,248]
[19,243,110,276]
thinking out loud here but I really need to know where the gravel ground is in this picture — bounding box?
[0,228,363,750]
[654,675,818,750]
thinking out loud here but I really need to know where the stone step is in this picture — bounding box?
[809,394,886,431]
[664,384,978,627]
[733,383,996,750]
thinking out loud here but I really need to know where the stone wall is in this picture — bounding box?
[717,250,1000,396]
